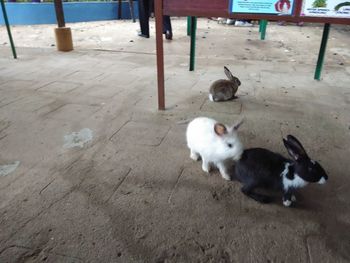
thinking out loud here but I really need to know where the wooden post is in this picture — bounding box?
[155,0,165,110]
[53,0,73,51]
[53,0,65,28]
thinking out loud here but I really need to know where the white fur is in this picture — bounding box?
[282,195,296,207]
[186,117,243,180]
[217,17,227,24]
[190,150,200,161]
[281,163,308,191]
[283,199,292,207]
[217,162,231,180]
[209,94,214,102]
[291,195,296,202]
[318,177,326,184]
[281,163,290,178]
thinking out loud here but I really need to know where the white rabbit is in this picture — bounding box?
[186,117,243,180]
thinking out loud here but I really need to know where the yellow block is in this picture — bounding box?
[54,27,73,52]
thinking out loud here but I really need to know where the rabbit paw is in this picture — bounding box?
[202,162,210,173]
[190,151,200,161]
[291,195,296,202]
[221,173,231,181]
[283,199,292,207]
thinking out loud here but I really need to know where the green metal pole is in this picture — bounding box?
[187,16,191,36]
[1,0,17,59]
[189,16,197,71]
[314,23,330,80]
[260,20,267,40]
[259,20,262,32]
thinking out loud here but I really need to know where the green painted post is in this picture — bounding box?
[189,16,197,71]
[314,23,330,80]
[260,20,267,40]
[1,0,17,59]
[187,16,191,36]
[259,20,262,32]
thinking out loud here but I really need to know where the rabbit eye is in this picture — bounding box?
[227,143,233,148]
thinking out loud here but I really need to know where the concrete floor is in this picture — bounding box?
[0,18,350,262]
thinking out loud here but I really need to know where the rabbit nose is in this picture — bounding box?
[318,177,327,184]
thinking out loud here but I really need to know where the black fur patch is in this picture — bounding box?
[286,164,294,180]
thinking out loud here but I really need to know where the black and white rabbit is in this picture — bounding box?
[235,135,328,206]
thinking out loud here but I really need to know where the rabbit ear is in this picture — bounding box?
[224,66,234,81]
[286,135,307,156]
[283,137,307,161]
[214,123,227,136]
[287,134,306,155]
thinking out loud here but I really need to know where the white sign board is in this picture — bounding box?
[230,0,294,14]
[302,0,350,17]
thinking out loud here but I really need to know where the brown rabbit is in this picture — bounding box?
[209,66,241,102]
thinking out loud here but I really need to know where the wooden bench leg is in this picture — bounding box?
[155,0,165,110]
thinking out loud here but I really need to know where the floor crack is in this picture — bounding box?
[108,119,131,141]
[39,178,56,195]
[105,167,132,203]
[168,167,185,204]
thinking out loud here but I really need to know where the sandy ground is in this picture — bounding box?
[0,18,350,262]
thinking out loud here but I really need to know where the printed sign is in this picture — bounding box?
[302,0,350,17]
[229,0,295,14]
